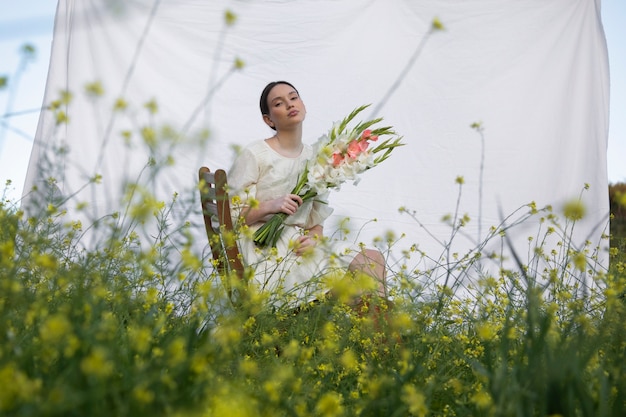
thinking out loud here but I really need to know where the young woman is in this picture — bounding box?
[227,81,387,305]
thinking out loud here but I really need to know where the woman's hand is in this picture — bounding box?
[294,235,316,256]
[268,194,303,216]
[240,194,303,226]
[294,225,323,256]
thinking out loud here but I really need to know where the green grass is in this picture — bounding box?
[1,179,625,417]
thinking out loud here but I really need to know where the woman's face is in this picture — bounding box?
[264,83,306,130]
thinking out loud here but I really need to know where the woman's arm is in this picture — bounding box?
[306,224,323,238]
[240,193,304,226]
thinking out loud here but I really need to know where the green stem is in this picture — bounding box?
[253,192,319,248]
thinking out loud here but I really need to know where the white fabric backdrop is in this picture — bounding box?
[23,0,611,278]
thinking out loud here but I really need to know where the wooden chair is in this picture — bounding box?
[198,167,245,298]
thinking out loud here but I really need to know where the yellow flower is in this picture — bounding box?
[84,80,104,96]
[152,347,164,358]
[323,270,376,304]
[33,252,57,270]
[431,17,445,31]
[340,349,358,370]
[213,322,242,348]
[141,126,157,147]
[234,57,245,70]
[209,385,259,417]
[144,99,158,114]
[401,384,428,417]
[64,335,81,357]
[128,325,152,353]
[476,323,497,341]
[315,392,344,417]
[224,9,237,26]
[572,251,587,272]
[0,364,42,411]
[127,186,165,222]
[472,389,493,409]
[391,311,414,333]
[145,287,159,306]
[188,353,207,375]
[243,316,256,332]
[470,121,483,131]
[562,199,586,221]
[132,385,155,405]
[39,314,72,344]
[113,97,128,111]
[80,347,114,378]
[53,89,70,106]
[239,357,259,376]
[0,241,15,265]
[56,110,70,125]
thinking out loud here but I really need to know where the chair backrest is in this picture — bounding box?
[198,167,245,285]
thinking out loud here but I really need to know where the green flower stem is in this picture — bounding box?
[253,212,288,247]
[253,191,318,248]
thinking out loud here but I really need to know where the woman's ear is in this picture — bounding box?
[262,114,274,128]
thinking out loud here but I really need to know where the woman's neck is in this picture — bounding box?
[271,129,302,154]
[268,128,303,156]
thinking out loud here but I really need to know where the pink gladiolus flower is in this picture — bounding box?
[332,152,344,167]
[361,129,378,142]
[347,140,369,158]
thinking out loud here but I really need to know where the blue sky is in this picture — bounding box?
[1,0,624,203]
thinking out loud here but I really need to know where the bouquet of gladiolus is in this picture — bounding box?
[253,104,404,247]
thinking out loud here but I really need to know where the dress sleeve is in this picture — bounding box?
[303,190,334,229]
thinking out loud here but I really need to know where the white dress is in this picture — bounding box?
[227,139,360,305]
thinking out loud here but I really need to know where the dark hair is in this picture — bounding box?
[259,81,299,117]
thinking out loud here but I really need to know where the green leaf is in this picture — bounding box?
[337,104,370,136]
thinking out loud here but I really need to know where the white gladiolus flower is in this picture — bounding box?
[253,104,403,247]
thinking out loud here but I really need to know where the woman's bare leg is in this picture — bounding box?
[347,248,396,339]
[348,248,387,298]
